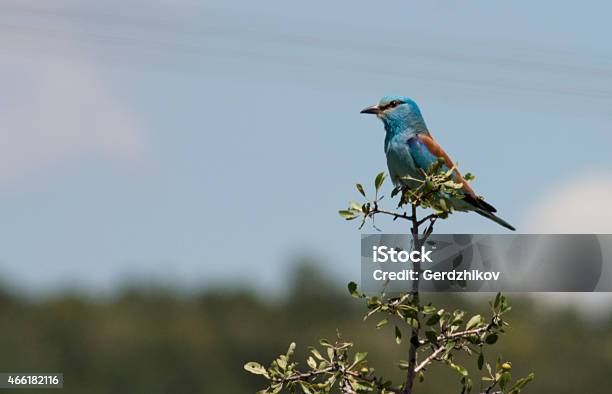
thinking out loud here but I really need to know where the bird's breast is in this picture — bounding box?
[385,134,420,187]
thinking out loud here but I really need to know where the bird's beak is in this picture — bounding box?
[360,104,380,115]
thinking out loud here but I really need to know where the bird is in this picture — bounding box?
[360,96,515,231]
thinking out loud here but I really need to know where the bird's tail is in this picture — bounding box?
[474,209,516,231]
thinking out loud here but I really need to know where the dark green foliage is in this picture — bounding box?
[0,277,610,393]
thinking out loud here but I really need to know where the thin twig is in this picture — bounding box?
[417,213,439,227]
[484,377,500,394]
[275,361,402,393]
[414,346,446,373]
[443,325,491,341]
[412,325,492,374]
[369,207,413,222]
[272,367,334,383]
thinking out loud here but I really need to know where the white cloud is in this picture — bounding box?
[522,174,612,233]
[521,175,612,316]
[0,39,147,182]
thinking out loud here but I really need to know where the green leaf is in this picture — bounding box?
[299,381,314,394]
[348,281,359,297]
[398,360,410,370]
[485,334,498,344]
[349,201,362,211]
[310,347,325,361]
[461,376,473,393]
[438,198,447,211]
[351,379,375,391]
[339,210,359,220]
[323,374,337,388]
[286,342,296,358]
[276,355,287,370]
[327,347,334,361]
[376,319,388,329]
[494,292,502,308]
[444,180,462,189]
[375,172,386,192]
[450,310,465,328]
[444,166,455,178]
[448,362,468,377]
[426,313,441,326]
[353,352,368,366]
[418,371,425,383]
[307,356,317,369]
[466,314,483,330]
[499,372,511,389]
[508,372,535,394]
[395,326,402,344]
[244,362,268,377]
[425,330,438,345]
[356,183,366,197]
[422,305,436,315]
[477,352,484,370]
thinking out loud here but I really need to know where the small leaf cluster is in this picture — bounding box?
[339,172,387,230]
[480,358,535,394]
[244,336,397,394]
[394,158,465,218]
[339,160,471,230]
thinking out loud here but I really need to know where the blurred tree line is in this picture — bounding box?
[0,262,610,394]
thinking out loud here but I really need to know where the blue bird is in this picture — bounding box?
[360,96,515,231]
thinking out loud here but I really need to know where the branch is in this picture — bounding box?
[402,203,423,394]
[412,325,492,375]
[484,377,501,394]
[273,365,402,394]
[412,326,492,375]
[340,376,357,394]
[369,204,413,222]
[417,213,438,227]
[272,366,334,384]
[336,172,526,394]
[443,325,491,341]
[413,346,445,373]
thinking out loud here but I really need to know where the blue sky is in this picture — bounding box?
[1,1,611,295]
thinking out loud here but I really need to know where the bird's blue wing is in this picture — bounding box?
[406,135,445,173]
[406,134,497,213]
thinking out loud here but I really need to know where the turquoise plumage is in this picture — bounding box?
[360,96,515,231]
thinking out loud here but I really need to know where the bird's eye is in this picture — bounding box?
[390,100,401,107]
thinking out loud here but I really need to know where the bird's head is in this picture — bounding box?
[360,96,427,134]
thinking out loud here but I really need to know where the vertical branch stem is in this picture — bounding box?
[410,204,421,295]
[403,203,436,394]
[403,203,421,394]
